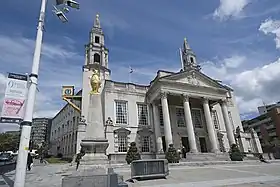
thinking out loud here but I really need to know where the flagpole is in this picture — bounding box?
[129,65,131,83]
[179,48,184,70]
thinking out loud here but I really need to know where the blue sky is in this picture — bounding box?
[0,0,280,131]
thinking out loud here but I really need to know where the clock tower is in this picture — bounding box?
[81,14,110,121]
[83,14,110,80]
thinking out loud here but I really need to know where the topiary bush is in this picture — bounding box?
[165,144,180,163]
[125,142,141,164]
[229,144,243,161]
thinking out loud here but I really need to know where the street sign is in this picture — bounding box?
[0,73,28,124]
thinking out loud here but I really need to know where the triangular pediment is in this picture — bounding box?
[160,70,227,90]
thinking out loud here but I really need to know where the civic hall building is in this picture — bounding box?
[49,15,262,162]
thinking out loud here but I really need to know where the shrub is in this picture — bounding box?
[165,144,180,163]
[57,153,63,158]
[125,142,141,164]
[229,144,243,161]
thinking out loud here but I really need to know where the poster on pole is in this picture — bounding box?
[0,73,28,124]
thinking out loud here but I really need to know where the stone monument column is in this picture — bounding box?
[79,68,109,170]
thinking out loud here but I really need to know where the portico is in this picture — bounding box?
[147,69,236,154]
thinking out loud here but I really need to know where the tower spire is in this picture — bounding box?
[181,37,201,71]
[183,37,190,51]
[94,14,101,28]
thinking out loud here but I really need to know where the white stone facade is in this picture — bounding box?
[49,93,82,158]
[49,15,263,160]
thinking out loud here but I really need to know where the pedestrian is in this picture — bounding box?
[181,146,187,159]
[40,156,44,163]
[75,150,85,170]
[259,154,269,163]
[27,152,33,171]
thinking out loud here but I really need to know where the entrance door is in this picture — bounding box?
[199,137,208,153]
[181,137,190,152]
[162,136,166,152]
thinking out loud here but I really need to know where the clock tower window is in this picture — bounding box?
[94,53,101,63]
[95,36,100,43]
[190,57,194,63]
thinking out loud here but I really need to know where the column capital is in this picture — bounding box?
[219,98,227,106]
[202,97,210,104]
[182,94,190,102]
[160,92,168,99]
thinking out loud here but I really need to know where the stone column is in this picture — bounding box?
[160,92,173,147]
[220,100,235,145]
[202,98,219,153]
[182,95,198,153]
[152,103,163,153]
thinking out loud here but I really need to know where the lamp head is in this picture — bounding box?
[52,8,68,23]
[65,0,80,9]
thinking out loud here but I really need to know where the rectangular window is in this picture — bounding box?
[141,136,150,153]
[228,111,235,131]
[137,104,148,126]
[118,134,128,152]
[176,107,185,127]
[115,101,128,124]
[211,110,219,129]
[159,107,164,126]
[191,109,203,128]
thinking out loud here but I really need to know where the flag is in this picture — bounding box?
[129,66,133,74]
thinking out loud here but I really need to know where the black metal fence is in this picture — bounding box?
[0,162,16,175]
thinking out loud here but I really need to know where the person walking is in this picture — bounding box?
[75,150,85,170]
[27,152,33,171]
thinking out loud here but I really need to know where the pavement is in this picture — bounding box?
[1,160,280,187]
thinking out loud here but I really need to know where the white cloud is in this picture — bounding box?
[202,56,280,115]
[259,19,280,49]
[224,56,246,68]
[0,34,83,132]
[201,55,246,81]
[213,0,250,20]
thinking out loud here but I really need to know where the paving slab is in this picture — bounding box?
[1,161,280,187]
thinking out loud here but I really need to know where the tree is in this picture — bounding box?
[165,144,180,163]
[125,142,141,164]
[0,133,19,152]
[229,144,243,161]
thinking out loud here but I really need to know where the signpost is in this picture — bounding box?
[0,73,28,124]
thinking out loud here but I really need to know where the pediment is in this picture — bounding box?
[137,127,153,136]
[113,128,131,135]
[160,70,227,90]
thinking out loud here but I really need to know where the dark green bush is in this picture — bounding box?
[57,153,63,158]
[125,142,141,164]
[165,144,180,163]
[229,144,243,161]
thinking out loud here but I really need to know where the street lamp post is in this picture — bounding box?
[13,1,79,186]
[14,1,47,186]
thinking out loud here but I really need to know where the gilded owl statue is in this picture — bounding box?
[90,69,101,94]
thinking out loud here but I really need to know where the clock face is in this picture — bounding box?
[64,89,72,95]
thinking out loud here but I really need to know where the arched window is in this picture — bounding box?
[190,57,194,63]
[94,53,101,63]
